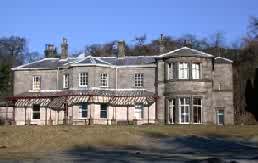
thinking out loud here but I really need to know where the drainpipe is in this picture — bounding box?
[57,67,60,89]
[115,67,118,89]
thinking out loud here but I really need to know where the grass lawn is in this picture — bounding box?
[0,125,257,157]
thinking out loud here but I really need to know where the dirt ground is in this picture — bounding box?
[0,125,257,162]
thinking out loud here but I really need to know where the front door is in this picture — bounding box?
[216,109,224,125]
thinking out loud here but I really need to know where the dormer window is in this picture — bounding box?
[178,63,189,79]
[32,76,41,90]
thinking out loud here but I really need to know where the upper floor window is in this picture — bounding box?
[192,63,200,79]
[135,73,144,87]
[32,76,41,90]
[167,63,173,80]
[63,74,69,88]
[179,63,189,79]
[79,72,88,87]
[100,73,108,87]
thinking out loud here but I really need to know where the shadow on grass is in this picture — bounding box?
[62,133,258,162]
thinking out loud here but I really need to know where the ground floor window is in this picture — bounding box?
[216,109,224,125]
[193,98,202,123]
[32,104,40,119]
[79,103,88,118]
[168,99,176,124]
[179,97,190,124]
[134,104,144,120]
[100,104,107,118]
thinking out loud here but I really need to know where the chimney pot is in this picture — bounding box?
[61,37,69,59]
[159,34,165,54]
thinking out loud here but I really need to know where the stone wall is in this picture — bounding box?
[13,70,58,95]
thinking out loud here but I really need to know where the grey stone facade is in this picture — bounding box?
[10,45,234,125]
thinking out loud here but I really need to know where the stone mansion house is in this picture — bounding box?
[7,37,234,125]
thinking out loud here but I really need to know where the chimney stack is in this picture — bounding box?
[159,34,165,54]
[117,40,126,58]
[44,44,57,58]
[61,38,68,59]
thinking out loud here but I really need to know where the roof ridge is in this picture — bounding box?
[215,56,233,63]
[158,47,214,58]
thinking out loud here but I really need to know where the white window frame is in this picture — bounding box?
[167,63,173,80]
[135,73,144,88]
[168,99,175,124]
[134,103,144,120]
[63,74,69,88]
[32,104,40,120]
[178,63,189,79]
[79,103,88,119]
[179,97,190,124]
[79,72,88,87]
[192,63,200,79]
[193,97,202,124]
[100,73,108,87]
[32,76,41,90]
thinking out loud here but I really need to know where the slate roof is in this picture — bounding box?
[12,47,218,70]
[10,89,155,99]
[13,55,156,70]
[214,57,233,64]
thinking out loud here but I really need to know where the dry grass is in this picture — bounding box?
[0,125,257,155]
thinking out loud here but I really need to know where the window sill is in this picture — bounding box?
[166,79,212,82]
[79,85,88,88]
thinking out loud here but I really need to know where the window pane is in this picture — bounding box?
[135,104,143,119]
[100,104,107,118]
[135,73,144,87]
[168,63,173,80]
[101,73,108,87]
[80,103,88,118]
[179,63,189,79]
[32,105,40,119]
[79,73,88,86]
